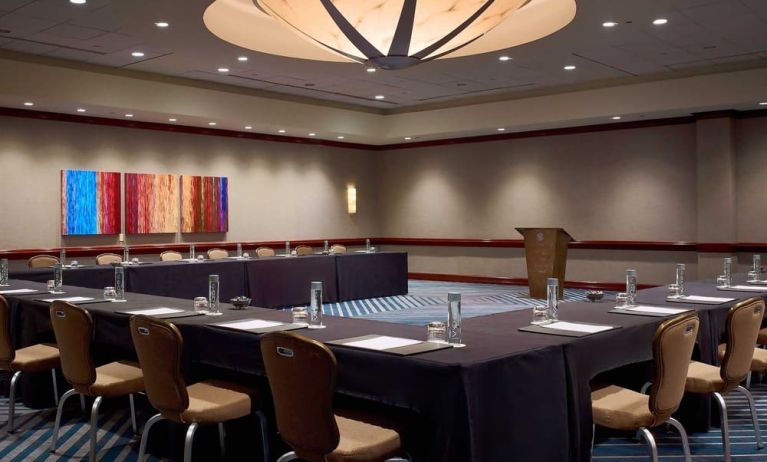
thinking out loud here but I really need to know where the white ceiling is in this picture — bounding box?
[0,0,766,111]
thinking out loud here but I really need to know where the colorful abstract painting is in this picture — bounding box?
[60,169,121,235]
[180,175,228,233]
[125,173,179,234]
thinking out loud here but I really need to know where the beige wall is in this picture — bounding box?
[735,116,767,242]
[0,116,379,249]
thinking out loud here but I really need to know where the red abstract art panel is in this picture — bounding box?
[180,175,228,233]
[125,173,179,234]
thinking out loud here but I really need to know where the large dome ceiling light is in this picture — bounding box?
[204,0,576,70]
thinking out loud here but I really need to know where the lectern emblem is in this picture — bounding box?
[536,232,544,242]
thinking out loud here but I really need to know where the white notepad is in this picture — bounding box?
[124,307,184,316]
[623,305,689,315]
[41,296,94,303]
[667,295,734,304]
[343,336,421,351]
[540,321,613,334]
[216,319,283,330]
[718,285,767,292]
[0,288,38,294]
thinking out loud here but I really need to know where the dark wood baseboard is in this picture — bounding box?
[408,272,658,292]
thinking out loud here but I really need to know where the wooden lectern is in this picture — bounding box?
[516,228,574,299]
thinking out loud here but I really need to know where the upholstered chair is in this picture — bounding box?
[261,331,410,462]
[256,247,276,258]
[207,248,229,260]
[685,298,765,462]
[95,253,122,265]
[160,250,183,261]
[49,301,144,462]
[591,312,699,462]
[28,255,59,268]
[329,244,347,254]
[130,315,269,462]
[294,245,313,256]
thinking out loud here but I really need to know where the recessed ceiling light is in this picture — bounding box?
[404,137,412,141]
[69,0,86,4]
[76,108,86,113]
[168,118,177,122]
[238,56,248,62]
[217,67,229,73]
[611,116,622,120]
[497,128,506,132]
[308,132,316,137]
[125,114,134,118]
[564,65,576,70]
[653,18,668,25]
[337,135,345,139]
[131,51,145,57]
[23,102,34,107]
[366,67,376,73]
[244,125,252,129]
[498,55,511,62]
[759,102,767,106]
[208,122,217,126]
[374,95,385,100]
[602,21,618,28]
[155,21,169,28]
[278,129,286,134]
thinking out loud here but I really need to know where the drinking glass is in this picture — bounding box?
[675,264,685,296]
[285,241,291,257]
[546,278,559,321]
[0,258,8,286]
[716,275,728,288]
[366,238,371,252]
[723,257,732,287]
[667,284,680,298]
[748,270,760,282]
[615,292,628,308]
[189,244,195,260]
[323,240,329,253]
[53,264,64,293]
[308,281,325,329]
[208,275,221,315]
[197,254,204,261]
[194,297,209,313]
[103,287,116,301]
[47,280,55,292]
[531,305,548,325]
[447,292,464,347]
[291,307,308,325]
[427,321,447,343]
[123,246,130,263]
[626,269,637,307]
[60,248,66,267]
[114,266,126,302]
[753,254,762,279]
[237,243,243,258]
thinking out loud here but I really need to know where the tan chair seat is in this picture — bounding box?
[177,379,252,425]
[685,361,724,393]
[316,410,402,462]
[717,343,767,371]
[591,385,654,431]
[11,343,60,373]
[89,361,144,398]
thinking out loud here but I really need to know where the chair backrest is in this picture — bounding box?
[329,244,347,254]
[0,296,14,369]
[295,245,313,256]
[256,247,276,258]
[720,297,764,392]
[207,248,229,260]
[96,253,122,265]
[49,301,96,393]
[130,315,189,420]
[28,255,59,268]
[160,250,183,262]
[648,312,700,423]
[261,332,340,456]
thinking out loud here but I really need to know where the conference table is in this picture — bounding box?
[1,275,765,461]
[9,252,408,307]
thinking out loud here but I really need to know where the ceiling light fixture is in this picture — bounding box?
[69,0,86,4]
[759,102,767,106]
[155,21,169,28]
[245,125,253,129]
[404,137,412,141]
[204,0,576,70]
[374,95,385,100]
[76,108,86,113]
[602,21,617,27]
[23,102,34,107]
[308,132,316,137]
[337,135,345,139]
[278,129,286,133]
[125,114,134,118]
[497,128,506,131]
[564,65,576,70]
[499,55,511,62]
[611,116,621,120]
[653,18,668,25]
[131,51,145,57]
[217,67,229,73]
[238,56,248,62]
[168,118,177,122]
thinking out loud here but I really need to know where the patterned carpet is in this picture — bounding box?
[2,280,765,461]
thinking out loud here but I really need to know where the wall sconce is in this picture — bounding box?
[347,185,357,215]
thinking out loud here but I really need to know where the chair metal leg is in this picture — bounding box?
[590,423,595,457]
[49,369,59,406]
[50,389,79,452]
[747,371,753,389]
[80,394,86,413]
[183,423,199,462]
[736,385,765,449]
[7,371,21,433]
[89,396,103,462]
[276,452,298,462]
[640,382,652,394]
[256,410,270,462]
[128,394,138,435]
[137,413,165,462]
[714,392,732,462]
[638,427,659,462]
[218,422,226,460]
[667,417,692,462]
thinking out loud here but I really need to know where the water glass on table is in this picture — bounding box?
[291,307,308,325]
[194,297,209,313]
[615,292,628,308]
[103,287,117,301]
[427,321,447,343]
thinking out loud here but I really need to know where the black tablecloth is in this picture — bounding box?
[127,260,247,301]
[336,252,408,301]
[245,256,339,307]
